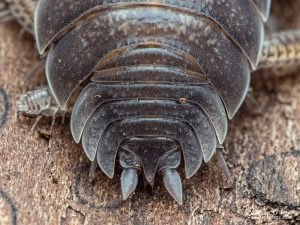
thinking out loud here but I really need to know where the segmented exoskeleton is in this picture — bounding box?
[34,0,272,204]
[16,87,65,132]
[3,0,300,204]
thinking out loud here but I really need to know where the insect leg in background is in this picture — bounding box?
[0,1,13,22]
[0,0,36,34]
[258,30,300,70]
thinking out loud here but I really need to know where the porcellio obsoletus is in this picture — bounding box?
[5,0,300,204]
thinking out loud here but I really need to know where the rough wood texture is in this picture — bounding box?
[0,1,300,224]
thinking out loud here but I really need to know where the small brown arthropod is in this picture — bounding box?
[2,0,300,204]
[16,86,65,132]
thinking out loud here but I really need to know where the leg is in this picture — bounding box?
[0,1,13,22]
[258,31,300,71]
[49,108,60,135]
[31,115,43,132]
[49,114,56,134]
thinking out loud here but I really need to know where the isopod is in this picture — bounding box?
[3,0,300,204]
[16,86,65,132]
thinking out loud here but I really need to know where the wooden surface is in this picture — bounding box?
[0,1,300,224]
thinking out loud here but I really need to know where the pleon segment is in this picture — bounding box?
[81,100,217,163]
[36,0,263,68]
[45,7,250,118]
[96,118,203,179]
[71,83,227,145]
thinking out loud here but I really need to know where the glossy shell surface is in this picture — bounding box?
[34,0,271,201]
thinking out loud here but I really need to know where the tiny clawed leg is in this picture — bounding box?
[50,114,56,135]
[31,115,43,132]
[48,107,61,135]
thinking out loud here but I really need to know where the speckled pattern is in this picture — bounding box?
[35,0,264,66]
[46,7,251,115]
[38,0,267,196]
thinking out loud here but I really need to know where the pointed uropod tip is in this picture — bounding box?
[163,169,183,205]
[35,37,44,56]
[121,168,138,200]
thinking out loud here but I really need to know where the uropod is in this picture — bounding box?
[1,0,300,204]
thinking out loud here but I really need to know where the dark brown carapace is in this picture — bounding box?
[21,0,273,204]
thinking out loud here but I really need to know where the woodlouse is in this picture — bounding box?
[16,86,65,132]
[2,0,300,204]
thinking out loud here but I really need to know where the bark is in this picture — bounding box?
[0,1,299,224]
